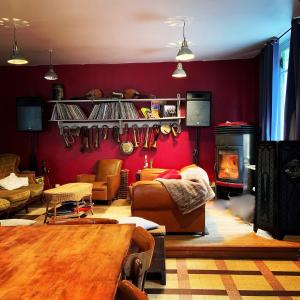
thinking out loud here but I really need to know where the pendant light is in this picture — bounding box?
[7,26,28,65]
[44,49,58,80]
[172,62,187,78]
[176,20,195,61]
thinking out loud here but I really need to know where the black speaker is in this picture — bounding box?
[16,97,43,131]
[186,91,211,127]
[254,141,300,239]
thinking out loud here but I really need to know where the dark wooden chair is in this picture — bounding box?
[47,217,118,225]
[117,280,148,300]
[123,226,155,290]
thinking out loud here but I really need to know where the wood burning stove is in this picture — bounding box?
[215,122,256,197]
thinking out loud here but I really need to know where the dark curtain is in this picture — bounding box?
[259,39,280,141]
[284,18,300,140]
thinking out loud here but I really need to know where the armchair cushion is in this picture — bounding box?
[92,181,107,191]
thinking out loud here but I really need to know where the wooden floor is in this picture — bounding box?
[166,200,300,259]
[19,198,300,260]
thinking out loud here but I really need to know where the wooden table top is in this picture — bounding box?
[0,224,135,300]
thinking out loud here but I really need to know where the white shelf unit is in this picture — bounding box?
[49,96,185,133]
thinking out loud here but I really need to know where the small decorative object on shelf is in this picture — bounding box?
[151,100,161,118]
[162,105,177,117]
[52,83,64,100]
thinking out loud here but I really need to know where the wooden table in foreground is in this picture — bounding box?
[0,224,135,300]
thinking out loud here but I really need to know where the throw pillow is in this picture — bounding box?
[0,219,36,226]
[180,164,197,173]
[118,216,159,230]
[0,173,29,191]
[157,169,181,179]
[180,166,210,184]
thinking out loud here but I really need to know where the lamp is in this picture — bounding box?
[176,20,195,61]
[7,26,28,65]
[172,62,187,78]
[44,49,58,80]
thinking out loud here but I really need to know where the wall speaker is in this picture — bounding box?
[186,91,211,127]
[16,97,43,131]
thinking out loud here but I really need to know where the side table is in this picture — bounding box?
[147,225,166,285]
[43,183,93,223]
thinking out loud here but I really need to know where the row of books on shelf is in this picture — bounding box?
[51,102,178,121]
[51,103,87,120]
[89,102,139,120]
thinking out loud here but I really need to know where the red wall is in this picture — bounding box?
[0,59,259,184]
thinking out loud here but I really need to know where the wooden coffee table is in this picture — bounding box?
[43,183,93,223]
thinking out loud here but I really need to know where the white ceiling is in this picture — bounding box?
[0,0,299,66]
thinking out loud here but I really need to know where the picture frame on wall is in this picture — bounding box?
[162,104,177,117]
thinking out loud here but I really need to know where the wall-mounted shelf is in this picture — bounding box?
[48,97,186,103]
[49,95,185,133]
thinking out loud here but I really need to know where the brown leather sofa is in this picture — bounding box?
[0,154,44,217]
[77,159,122,203]
[131,168,206,234]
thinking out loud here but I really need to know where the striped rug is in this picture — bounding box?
[145,258,300,299]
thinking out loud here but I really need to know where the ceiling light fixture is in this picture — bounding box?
[172,62,187,78]
[7,26,28,65]
[176,20,195,61]
[44,49,58,80]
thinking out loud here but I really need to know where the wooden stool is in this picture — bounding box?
[147,226,166,285]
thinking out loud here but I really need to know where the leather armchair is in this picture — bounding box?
[76,159,122,203]
[131,168,206,234]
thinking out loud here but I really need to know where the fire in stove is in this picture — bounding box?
[218,150,239,179]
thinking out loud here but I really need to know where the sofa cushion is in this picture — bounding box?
[0,173,28,191]
[157,169,181,179]
[0,198,10,211]
[131,181,174,209]
[0,189,30,203]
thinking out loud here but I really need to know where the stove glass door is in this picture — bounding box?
[218,149,239,179]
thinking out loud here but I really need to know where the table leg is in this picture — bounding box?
[89,195,94,215]
[53,205,57,220]
[44,199,49,224]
